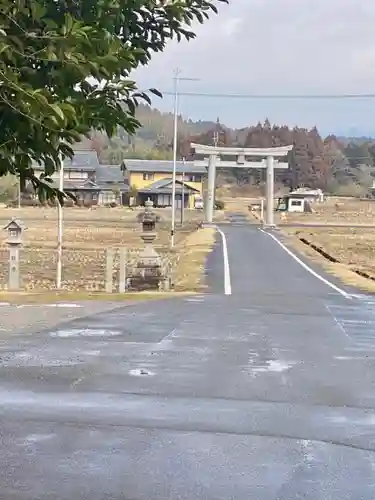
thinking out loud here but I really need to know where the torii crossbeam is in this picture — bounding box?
[191,143,294,227]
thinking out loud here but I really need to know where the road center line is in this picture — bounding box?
[260,229,351,299]
[216,227,232,296]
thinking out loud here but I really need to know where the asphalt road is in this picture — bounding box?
[2,214,375,499]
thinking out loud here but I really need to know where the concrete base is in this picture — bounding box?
[201,222,216,228]
[262,224,277,230]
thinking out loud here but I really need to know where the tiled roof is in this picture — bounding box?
[138,178,199,194]
[45,179,128,193]
[146,178,174,190]
[33,150,100,171]
[96,165,125,184]
[46,179,101,191]
[65,150,100,169]
[122,159,207,174]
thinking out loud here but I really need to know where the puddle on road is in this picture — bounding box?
[252,360,294,373]
[129,368,155,377]
[50,328,123,338]
[1,346,102,367]
[246,352,299,374]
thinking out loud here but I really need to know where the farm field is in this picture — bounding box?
[275,197,375,226]
[283,226,375,293]
[0,206,207,292]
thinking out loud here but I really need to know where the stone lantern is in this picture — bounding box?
[138,199,160,245]
[136,199,161,268]
[3,218,25,290]
[131,199,169,290]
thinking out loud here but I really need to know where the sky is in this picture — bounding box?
[132,0,375,137]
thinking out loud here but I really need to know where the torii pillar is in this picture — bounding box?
[191,144,294,227]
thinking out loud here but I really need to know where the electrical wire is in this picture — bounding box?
[159,91,375,100]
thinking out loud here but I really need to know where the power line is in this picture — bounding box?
[159,91,375,100]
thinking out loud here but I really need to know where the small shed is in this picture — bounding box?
[289,188,324,203]
[276,193,313,213]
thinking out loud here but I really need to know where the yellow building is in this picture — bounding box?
[121,159,206,208]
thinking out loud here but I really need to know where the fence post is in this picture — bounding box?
[119,248,127,293]
[105,248,114,293]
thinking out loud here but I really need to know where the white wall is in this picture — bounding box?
[287,198,304,212]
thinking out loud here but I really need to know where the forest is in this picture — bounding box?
[88,104,375,197]
[1,103,374,200]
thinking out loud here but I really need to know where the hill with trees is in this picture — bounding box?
[76,105,375,197]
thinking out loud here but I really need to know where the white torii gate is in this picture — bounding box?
[191,143,294,227]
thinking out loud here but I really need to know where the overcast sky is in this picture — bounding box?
[132,0,375,136]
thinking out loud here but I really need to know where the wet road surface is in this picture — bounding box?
[2,219,375,499]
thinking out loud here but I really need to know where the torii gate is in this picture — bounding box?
[191,143,294,227]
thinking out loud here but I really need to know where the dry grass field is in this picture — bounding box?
[0,206,206,292]
[275,197,375,226]
[275,197,375,292]
[283,225,375,293]
[173,227,216,292]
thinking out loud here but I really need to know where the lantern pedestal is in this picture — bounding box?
[7,243,21,291]
[129,200,170,291]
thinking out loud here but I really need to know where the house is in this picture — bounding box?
[32,151,128,205]
[288,187,324,203]
[121,159,207,208]
[95,164,128,205]
[30,153,207,208]
[276,193,313,213]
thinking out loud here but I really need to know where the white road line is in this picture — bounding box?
[216,227,232,296]
[260,229,351,299]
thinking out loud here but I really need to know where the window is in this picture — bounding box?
[143,173,154,181]
[100,192,117,204]
[68,170,88,179]
[291,200,302,206]
[185,174,202,183]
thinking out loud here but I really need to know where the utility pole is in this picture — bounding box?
[265,155,275,227]
[17,178,21,209]
[213,117,220,147]
[56,157,64,289]
[180,157,185,225]
[170,68,180,247]
[170,69,199,247]
[209,127,219,216]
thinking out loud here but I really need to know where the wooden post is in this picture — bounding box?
[119,248,127,293]
[105,248,113,293]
